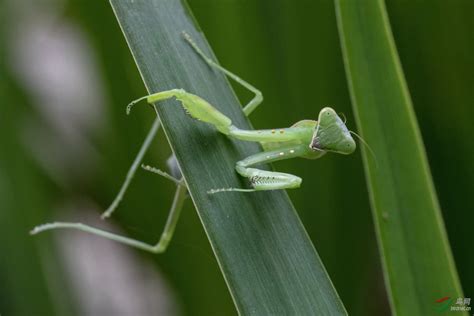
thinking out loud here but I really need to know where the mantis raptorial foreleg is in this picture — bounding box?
[209,144,307,193]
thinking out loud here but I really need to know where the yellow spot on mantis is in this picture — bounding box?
[271,129,276,134]
[279,152,284,156]
[290,150,295,154]
[280,130,284,134]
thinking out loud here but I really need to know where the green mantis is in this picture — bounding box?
[31,32,356,253]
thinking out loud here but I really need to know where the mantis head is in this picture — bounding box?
[311,107,356,155]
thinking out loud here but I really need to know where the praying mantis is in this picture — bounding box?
[31,32,357,253]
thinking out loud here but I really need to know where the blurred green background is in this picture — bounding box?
[0,0,472,315]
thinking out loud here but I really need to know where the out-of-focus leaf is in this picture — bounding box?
[335,0,465,314]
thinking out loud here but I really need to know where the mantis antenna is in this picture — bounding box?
[338,112,347,124]
[349,131,378,168]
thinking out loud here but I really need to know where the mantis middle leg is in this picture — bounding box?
[182,31,263,116]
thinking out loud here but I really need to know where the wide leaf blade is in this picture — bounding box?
[109,0,347,314]
[335,0,465,315]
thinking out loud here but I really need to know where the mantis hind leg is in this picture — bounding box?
[102,117,184,219]
[32,115,189,253]
[31,182,188,254]
[182,31,263,116]
[101,117,162,219]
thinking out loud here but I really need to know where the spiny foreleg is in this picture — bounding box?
[128,89,234,134]
[208,145,306,193]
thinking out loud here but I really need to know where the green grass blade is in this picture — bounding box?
[109,0,346,314]
[335,0,465,315]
